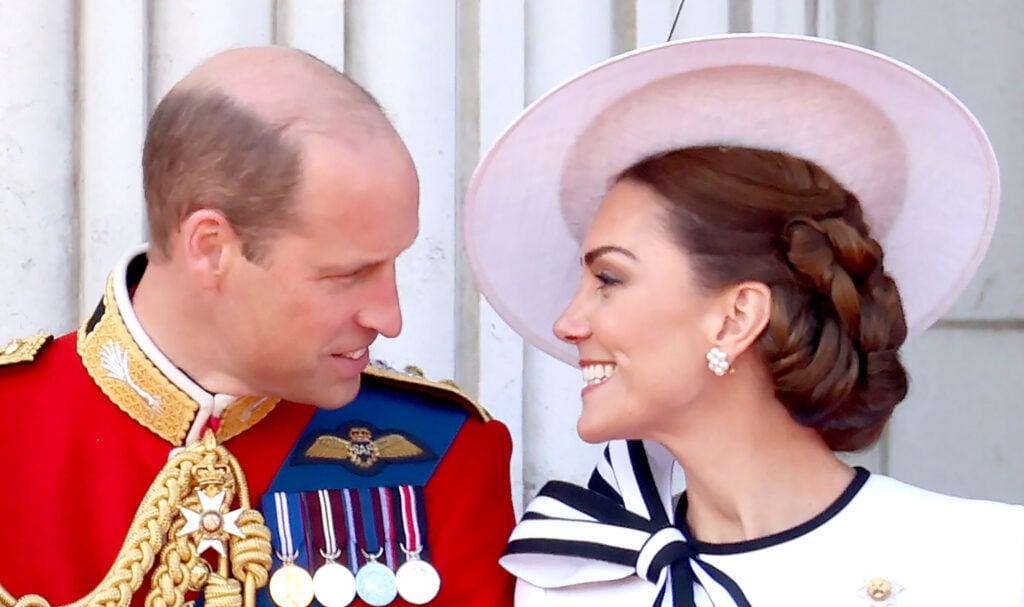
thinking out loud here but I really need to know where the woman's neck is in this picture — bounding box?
[656,381,855,544]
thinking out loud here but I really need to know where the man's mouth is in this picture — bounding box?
[336,347,367,360]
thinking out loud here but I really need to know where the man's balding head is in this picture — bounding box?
[143,46,403,262]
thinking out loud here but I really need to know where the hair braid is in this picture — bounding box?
[622,145,910,451]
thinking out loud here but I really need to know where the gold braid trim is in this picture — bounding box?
[0,432,271,607]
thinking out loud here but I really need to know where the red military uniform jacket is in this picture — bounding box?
[0,253,515,607]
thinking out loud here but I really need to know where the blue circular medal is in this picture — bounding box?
[355,560,398,606]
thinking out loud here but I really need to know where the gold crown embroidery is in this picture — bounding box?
[305,426,427,470]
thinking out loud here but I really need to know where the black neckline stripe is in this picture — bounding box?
[677,466,870,555]
[629,440,671,526]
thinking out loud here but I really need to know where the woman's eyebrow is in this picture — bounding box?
[582,245,637,267]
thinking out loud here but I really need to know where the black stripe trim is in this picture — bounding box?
[535,481,651,528]
[646,542,694,583]
[695,560,753,607]
[588,470,621,504]
[628,440,669,525]
[668,560,697,607]
[653,583,669,607]
[678,466,871,555]
[586,445,623,504]
[505,538,636,567]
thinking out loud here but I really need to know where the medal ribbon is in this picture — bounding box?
[396,485,431,561]
[341,488,360,570]
[271,491,307,566]
[501,440,752,607]
[374,487,400,568]
[352,489,383,568]
[318,489,344,557]
[303,489,350,569]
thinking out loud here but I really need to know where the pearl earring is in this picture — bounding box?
[706,346,731,377]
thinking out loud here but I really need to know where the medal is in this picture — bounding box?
[394,485,440,604]
[269,562,315,607]
[355,549,398,606]
[308,489,357,607]
[313,559,357,607]
[395,552,441,605]
[268,492,314,607]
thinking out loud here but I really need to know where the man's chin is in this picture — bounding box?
[304,378,362,410]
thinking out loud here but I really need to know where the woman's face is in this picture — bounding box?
[554,179,725,444]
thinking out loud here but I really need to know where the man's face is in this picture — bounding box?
[218,135,419,407]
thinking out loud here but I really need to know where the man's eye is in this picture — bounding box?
[323,266,369,281]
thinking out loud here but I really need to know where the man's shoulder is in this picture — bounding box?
[0,332,56,368]
[362,361,493,423]
[0,331,80,384]
[0,331,96,419]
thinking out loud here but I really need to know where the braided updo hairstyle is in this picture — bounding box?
[619,146,908,451]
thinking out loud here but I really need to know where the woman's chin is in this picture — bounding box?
[576,417,619,444]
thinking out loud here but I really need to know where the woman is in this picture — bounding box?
[464,35,1024,606]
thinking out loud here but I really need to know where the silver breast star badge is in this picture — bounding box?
[178,489,245,555]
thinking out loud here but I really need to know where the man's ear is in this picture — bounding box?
[709,281,772,357]
[178,209,241,290]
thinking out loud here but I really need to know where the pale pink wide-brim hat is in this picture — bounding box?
[464,34,999,367]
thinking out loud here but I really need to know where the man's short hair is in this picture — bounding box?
[143,89,302,263]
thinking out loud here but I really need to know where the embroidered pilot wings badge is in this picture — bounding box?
[299,420,437,476]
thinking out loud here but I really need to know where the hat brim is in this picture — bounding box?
[465,34,999,366]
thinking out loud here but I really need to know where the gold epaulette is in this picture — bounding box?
[363,363,493,422]
[0,333,53,367]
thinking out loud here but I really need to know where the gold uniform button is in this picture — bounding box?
[866,577,892,601]
[3,339,21,356]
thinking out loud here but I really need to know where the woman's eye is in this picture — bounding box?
[596,271,621,288]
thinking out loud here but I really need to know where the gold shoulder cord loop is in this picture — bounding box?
[0,431,272,607]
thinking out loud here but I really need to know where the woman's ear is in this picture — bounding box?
[178,209,241,290]
[711,281,772,356]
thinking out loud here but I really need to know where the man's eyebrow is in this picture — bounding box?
[582,245,637,267]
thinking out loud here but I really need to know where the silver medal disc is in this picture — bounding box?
[395,559,441,605]
[312,561,357,607]
[354,560,398,606]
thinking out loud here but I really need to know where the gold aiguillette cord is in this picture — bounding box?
[0,430,272,607]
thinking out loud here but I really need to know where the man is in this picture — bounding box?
[0,47,514,607]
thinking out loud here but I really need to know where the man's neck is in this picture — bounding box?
[131,263,231,395]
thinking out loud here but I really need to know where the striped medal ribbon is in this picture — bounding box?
[268,492,315,607]
[393,486,440,605]
[304,489,357,607]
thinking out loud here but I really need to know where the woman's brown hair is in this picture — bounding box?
[620,146,908,451]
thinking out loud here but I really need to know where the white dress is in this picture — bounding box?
[504,441,1024,607]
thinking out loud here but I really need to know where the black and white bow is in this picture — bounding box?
[501,440,750,607]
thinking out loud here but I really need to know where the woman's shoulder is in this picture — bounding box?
[851,473,1024,555]
[860,473,1024,523]
[715,473,1024,605]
